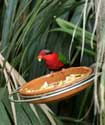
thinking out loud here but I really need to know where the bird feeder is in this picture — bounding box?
[9,66,96,104]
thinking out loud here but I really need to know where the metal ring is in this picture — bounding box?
[20,73,95,99]
[9,72,101,103]
[8,74,94,103]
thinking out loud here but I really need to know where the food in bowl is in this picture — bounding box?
[24,73,85,93]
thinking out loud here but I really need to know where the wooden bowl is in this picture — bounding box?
[19,67,93,98]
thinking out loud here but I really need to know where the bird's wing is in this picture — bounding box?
[58,53,69,65]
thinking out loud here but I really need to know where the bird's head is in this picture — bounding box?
[37,49,51,62]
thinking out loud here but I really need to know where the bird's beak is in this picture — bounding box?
[38,56,42,62]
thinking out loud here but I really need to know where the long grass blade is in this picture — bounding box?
[81,0,89,61]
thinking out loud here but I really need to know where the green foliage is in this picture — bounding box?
[0,101,11,125]
[55,18,96,44]
[0,0,97,124]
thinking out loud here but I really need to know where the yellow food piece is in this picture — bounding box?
[39,82,49,90]
[58,80,64,86]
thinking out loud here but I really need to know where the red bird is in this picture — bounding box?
[37,49,69,70]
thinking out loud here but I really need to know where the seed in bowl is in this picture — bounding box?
[24,73,86,92]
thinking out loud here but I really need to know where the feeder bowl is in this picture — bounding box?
[9,67,94,104]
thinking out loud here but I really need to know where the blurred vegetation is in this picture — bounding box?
[0,0,101,125]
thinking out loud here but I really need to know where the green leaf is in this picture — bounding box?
[76,46,95,56]
[55,18,96,45]
[0,101,11,125]
[2,0,18,55]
